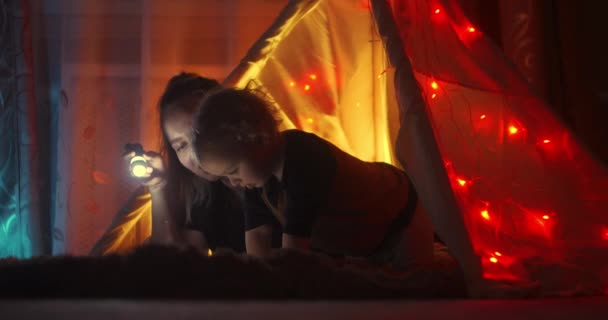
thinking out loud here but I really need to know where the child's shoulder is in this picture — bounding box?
[281,129,325,145]
[281,129,332,154]
[282,129,315,138]
[281,130,335,166]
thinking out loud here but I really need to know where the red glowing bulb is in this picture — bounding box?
[467,26,476,33]
[457,178,467,187]
[508,125,519,135]
[489,257,498,263]
[434,8,441,14]
[431,81,439,90]
[602,227,608,240]
[431,93,437,99]
[481,210,490,221]
[480,114,486,120]
[543,139,551,144]
[494,252,502,257]
[542,215,550,220]
[304,84,311,91]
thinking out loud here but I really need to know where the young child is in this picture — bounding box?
[192,88,435,269]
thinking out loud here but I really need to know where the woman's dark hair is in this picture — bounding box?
[192,87,281,167]
[158,72,220,219]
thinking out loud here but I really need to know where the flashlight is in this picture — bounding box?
[125,143,149,178]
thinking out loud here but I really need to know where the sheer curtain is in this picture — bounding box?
[35,0,284,255]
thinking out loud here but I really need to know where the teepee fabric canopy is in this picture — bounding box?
[93,0,608,295]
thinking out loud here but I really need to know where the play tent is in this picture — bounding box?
[91,0,608,294]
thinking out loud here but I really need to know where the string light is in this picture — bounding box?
[429,81,440,99]
[304,84,311,91]
[456,24,481,43]
[307,118,314,124]
[457,178,468,187]
[481,209,490,221]
[424,7,603,284]
[309,74,317,80]
[207,249,213,256]
[537,137,558,154]
[289,81,296,87]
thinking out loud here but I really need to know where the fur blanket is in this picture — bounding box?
[0,244,467,300]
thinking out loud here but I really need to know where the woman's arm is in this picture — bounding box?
[282,234,310,251]
[245,224,274,257]
[148,186,181,244]
[181,229,209,252]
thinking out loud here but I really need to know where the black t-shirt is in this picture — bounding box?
[189,181,246,252]
[188,180,282,252]
[243,130,414,256]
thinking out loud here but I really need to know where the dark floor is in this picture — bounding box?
[2,297,607,320]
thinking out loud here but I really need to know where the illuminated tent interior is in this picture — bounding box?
[84,0,608,296]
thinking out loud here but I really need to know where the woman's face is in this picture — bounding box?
[163,110,220,181]
[198,154,269,189]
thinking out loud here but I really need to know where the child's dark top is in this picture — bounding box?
[188,181,281,252]
[244,130,417,257]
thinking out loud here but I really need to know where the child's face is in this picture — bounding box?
[199,154,268,189]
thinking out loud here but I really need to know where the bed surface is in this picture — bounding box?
[2,298,607,320]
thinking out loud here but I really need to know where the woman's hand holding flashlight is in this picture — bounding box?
[123,144,167,193]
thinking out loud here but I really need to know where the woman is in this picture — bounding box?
[122,73,262,252]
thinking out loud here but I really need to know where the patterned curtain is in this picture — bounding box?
[0,0,49,258]
[0,0,284,256]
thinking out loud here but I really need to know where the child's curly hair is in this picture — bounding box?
[192,87,282,163]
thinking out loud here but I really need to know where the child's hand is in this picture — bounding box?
[467,276,540,299]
